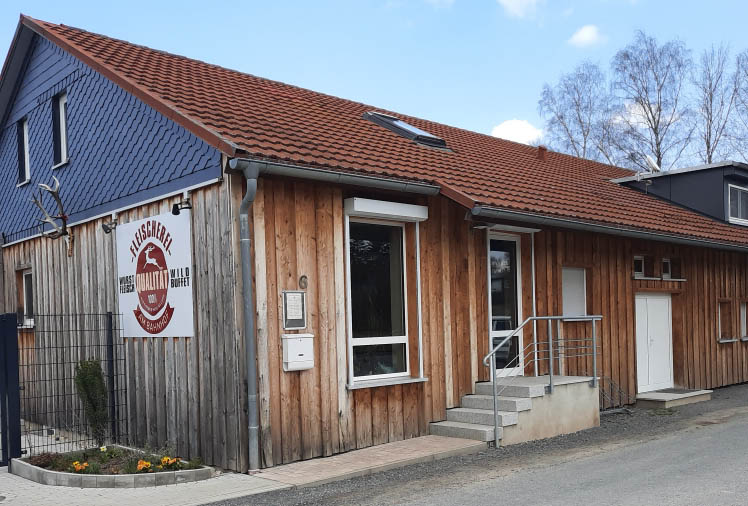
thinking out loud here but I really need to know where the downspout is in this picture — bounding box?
[229,158,261,471]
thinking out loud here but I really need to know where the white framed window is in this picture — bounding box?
[728,184,748,225]
[633,255,645,278]
[22,271,34,327]
[17,117,30,185]
[347,218,409,381]
[562,267,587,317]
[662,258,671,280]
[344,198,428,386]
[53,91,68,166]
[741,302,747,340]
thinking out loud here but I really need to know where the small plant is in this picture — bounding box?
[74,359,109,447]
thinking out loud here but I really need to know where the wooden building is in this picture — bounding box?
[2,16,748,473]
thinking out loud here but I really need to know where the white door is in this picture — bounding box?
[487,234,523,376]
[635,293,673,393]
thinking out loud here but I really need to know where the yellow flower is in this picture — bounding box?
[136,459,152,472]
[100,446,107,452]
[161,456,170,465]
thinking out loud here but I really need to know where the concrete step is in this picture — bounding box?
[429,420,499,442]
[461,394,532,412]
[475,381,546,398]
[446,407,518,426]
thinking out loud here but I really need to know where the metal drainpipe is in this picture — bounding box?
[229,158,261,471]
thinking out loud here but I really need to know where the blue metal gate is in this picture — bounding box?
[0,313,20,466]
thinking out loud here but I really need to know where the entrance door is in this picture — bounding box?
[635,293,673,393]
[488,235,522,376]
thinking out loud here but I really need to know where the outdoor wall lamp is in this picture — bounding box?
[102,213,118,234]
[172,191,192,216]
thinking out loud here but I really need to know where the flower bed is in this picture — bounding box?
[11,445,214,488]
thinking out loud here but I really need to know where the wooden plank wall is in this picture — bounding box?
[1,180,248,472]
[253,179,496,467]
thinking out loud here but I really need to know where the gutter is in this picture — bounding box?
[227,157,440,471]
[471,205,748,253]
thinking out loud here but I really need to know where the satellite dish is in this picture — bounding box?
[645,155,661,173]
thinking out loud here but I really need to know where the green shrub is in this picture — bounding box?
[74,359,109,446]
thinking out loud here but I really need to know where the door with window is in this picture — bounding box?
[488,235,523,376]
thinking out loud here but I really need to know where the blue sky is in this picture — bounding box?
[4,1,748,144]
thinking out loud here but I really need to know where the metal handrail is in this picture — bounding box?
[482,315,603,444]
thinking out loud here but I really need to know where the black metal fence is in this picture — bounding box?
[17,313,127,457]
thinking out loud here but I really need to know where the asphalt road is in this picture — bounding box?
[403,413,748,506]
[212,385,748,506]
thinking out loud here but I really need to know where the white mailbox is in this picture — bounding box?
[281,333,314,372]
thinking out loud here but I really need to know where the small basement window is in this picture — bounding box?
[363,111,447,149]
[52,91,68,166]
[728,184,748,225]
[17,117,30,185]
[633,256,645,278]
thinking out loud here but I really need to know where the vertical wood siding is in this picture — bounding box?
[2,181,248,472]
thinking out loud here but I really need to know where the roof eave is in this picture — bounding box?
[20,15,239,157]
[0,18,36,127]
[471,205,748,252]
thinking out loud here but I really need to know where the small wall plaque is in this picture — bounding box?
[282,290,307,330]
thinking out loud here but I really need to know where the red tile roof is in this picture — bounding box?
[19,15,748,248]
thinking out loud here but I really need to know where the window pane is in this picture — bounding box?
[349,222,405,338]
[741,190,748,220]
[353,344,406,377]
[741,303,747,338]
[562,267,586,316]
[490,240,518,331]
[633,257,644,275]
[24,273,33,319]
[730,187,739,218]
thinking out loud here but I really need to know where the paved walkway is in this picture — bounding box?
[0,468,288,505]
[257,435,486,487]
[0,435,484,505]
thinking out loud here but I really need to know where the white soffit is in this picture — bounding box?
[344,197,428,222]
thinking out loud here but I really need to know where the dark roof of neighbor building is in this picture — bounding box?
[9,15,748,248]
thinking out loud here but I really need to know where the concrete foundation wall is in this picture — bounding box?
[500,382,600,446]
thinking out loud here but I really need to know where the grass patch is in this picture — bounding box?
[25,446,202,475]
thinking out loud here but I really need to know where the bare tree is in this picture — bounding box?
[610,31,694,171]
[693,44,739,164]
[538,62,618,164]
[733,50,748,160]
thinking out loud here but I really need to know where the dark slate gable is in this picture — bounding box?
[0,35,222,242]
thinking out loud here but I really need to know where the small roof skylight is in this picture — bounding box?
[363,111,447,149]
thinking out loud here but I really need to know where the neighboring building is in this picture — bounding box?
[2,15,748,472]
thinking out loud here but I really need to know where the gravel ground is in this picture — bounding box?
[208,383,748,506]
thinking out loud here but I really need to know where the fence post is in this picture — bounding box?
[1,313,21,463]
[106,312,117,443]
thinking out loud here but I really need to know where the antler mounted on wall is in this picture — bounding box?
[30,176,74,257]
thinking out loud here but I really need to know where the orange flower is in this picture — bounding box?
[71,461,89,473]
[136,459,152,472]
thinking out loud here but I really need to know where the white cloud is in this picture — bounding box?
[568,24,606,47]
[491,119,543,145]
[496,0,541,18]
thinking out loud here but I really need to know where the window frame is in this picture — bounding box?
[662,258,672,280]
[52,91,69,167]
[22,270,34,327]
[718,299,735,342]
[345,216,410,383]
[17,117,30,186]
[728,184,748,225]
[561,267,587,318]
[740,301,748,340]
[633,255,645,278]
